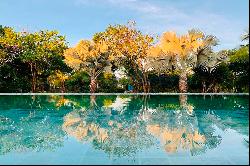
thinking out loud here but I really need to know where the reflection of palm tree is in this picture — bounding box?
[146,125,205,154]
[179,94,194,116]
[145,95,223,156]
[190,95,248,149]
[145,101,207,156]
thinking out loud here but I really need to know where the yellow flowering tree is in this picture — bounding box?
[160,30,204,92]
[146,30,220,93]
[64,39,110,93]
[94,22,154,92]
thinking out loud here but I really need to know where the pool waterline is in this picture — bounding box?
[0,92,249,95]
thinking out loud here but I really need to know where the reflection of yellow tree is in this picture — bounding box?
[103,99,113,107]
[62,111,138,144]
[48,95,80,109]
[146,124,205,154]
[62,101,154,157]
[61,95,224,158]
[62,112,109,143]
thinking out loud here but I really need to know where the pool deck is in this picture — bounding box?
[0,93,248,95]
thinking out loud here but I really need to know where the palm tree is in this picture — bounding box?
[241,28,249,44]
[146,29,220,93]
[196,50,228,92]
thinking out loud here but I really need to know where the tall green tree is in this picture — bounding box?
[0,26,30,92]
[0,28,67,92]
[229,46,249,92]
[19,30,67,92]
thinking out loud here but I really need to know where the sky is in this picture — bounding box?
[0,0,249,50]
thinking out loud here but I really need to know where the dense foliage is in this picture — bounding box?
[0,23,248,93]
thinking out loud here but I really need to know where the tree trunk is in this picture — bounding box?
[202,81,206,93]
[61,81,65,93]
[142,73,150,93]
[206,80,215,92]
[90,76,97,93]
[145,79,150,93]
[90,95,97,108]
[130,74,139,92]
[30,62,37,93]
[144,80,150,93]
[213,84,219,93]
[179,94,187,109]
[179,70,187,93]
[142,76,146,93]
[132,62,143,92]
[147,80,150,93]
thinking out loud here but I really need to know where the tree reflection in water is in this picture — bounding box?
[0,96,66,155]
[62,95,248,157]
[145,95,212,156]
[62,95,155,157]
[0,95,248,158]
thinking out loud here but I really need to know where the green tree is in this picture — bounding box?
[98,72,118,92]
[0,26,30,92]
[148,71,179,92]
[19,30,67,92]
[118,77,132,92]
[190,61,233,92]
[65,71,90,92]
[229,46,249,92]
[0,28,67,92]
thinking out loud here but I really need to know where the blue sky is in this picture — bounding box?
[0,0,249,50]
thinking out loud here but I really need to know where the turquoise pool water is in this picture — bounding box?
[0,95,248,165]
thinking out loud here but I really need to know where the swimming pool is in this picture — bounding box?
[0,94,248,165]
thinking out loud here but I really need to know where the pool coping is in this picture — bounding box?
[0,93,248,95]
